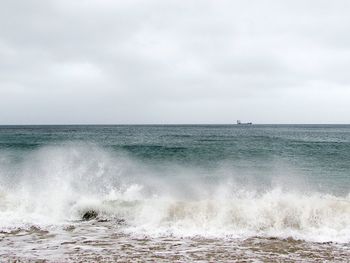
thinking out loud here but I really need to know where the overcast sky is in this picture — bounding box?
[1,0,350,124]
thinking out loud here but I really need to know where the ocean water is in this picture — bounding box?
[0,125,349,262]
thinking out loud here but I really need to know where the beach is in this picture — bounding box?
[0,125,349,262]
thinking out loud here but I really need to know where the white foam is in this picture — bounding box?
[0,144,349,243]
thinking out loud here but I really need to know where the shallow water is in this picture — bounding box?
[1,222,349,262]
[0,125,349,261]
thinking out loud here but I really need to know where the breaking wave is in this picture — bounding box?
[0,144,349,243]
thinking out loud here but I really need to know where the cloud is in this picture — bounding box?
[0,0,350,124]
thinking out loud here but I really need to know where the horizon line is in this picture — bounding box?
[0,123,350,126]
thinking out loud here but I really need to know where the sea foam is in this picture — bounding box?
[0,144,349,243]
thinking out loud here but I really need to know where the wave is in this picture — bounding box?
[0,144,349,243]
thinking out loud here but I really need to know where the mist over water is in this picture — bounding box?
[0,126,349,238]
[0,125,350,261]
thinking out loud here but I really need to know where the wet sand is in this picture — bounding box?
[1,221,349,262]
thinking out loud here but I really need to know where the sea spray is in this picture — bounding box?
[0,143,349,242]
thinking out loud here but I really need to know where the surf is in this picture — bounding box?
[0,144,349,243]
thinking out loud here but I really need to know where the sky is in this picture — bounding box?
[1,0,350,124]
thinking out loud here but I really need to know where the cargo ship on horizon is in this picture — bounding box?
[237,120,253,125]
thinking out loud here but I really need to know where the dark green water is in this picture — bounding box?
[1,125,349,194]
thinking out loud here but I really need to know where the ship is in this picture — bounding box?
[237,120,252,125]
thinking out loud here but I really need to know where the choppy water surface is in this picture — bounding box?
[0,125,349,261]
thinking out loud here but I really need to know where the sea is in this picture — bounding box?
[0,125,349,262]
